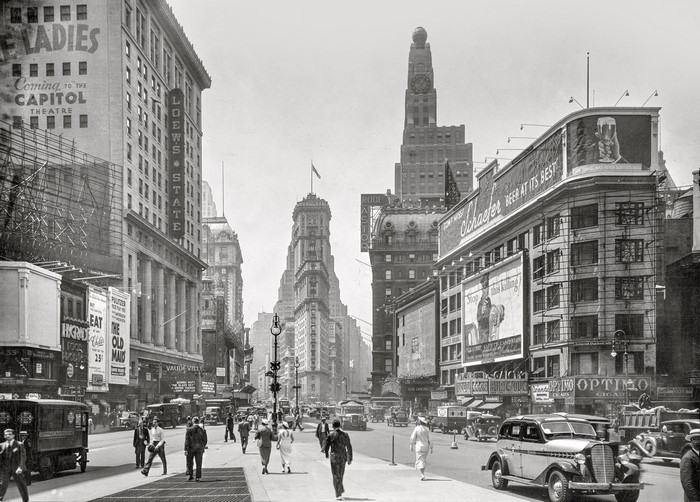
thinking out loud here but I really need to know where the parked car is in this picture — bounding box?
[119,411,140,429]
[368,407,385,423]
[204,406,223,425]
[482,414,643,502]
[387,410,409,427]
[469,414,501,441]
[628,419,700,463]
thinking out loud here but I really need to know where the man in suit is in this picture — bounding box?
[0,428,29,502]
[324,420,353,501]
[315,417,330,452]
[184,417,208,482]
[224,412,236,442]
[133,417,150,469]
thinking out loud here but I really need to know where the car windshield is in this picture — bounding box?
[541,420,596,439]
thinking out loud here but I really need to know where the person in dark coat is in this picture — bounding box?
[237,417,251,453]
[324,419,353,501]
[680,428,700,502]
[133,417,150,469]
[224,412,236,442]
[0,428,29,502]
[254,419,275,474]
[184,417,208,482]
[315,417,330,451]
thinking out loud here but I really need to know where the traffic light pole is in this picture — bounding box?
[269,314,282,430]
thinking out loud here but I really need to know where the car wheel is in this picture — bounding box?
[548,470,572,502]
[39,455,55,480]
[614,475,640,502]
[491,460,508,490]
[79,448,88,473]
[643,439,656,457]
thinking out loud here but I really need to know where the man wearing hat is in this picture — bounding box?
[237,416,251,454]
[184,417,208,482]
[680,428,700,502]
[324,419,352,501]
[224,412,236,443]
[316,417,330,452]
[410,416,433,481]
[254,419,275,474]
[0,428,29,502]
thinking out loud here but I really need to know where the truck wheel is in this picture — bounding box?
[79,448,88,472]
[614,475,640,502]
[548,470,572,502]
[491,460,508,490]
[39,455,55,480]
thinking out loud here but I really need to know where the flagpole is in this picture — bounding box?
[311,160,314,194]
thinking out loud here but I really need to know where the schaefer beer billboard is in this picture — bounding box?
[461,253,524,366]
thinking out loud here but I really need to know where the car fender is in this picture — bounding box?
[620,460,641,479]
[627,439,652,457]
[486,451,511,475]
[532,461,580,486]
[641,436,658,456]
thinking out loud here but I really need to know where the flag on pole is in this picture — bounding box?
[312,162,321,179]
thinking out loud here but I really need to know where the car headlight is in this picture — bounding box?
[574,453,586,465]
[618,453,631,465]
[634,434,643,441]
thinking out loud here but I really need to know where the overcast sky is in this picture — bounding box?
[168,0,699,335]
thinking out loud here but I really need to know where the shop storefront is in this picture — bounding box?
[455,375,529,418]
[548,376,653,419]
[0,347,61,399]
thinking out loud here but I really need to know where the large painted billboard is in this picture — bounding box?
[87,287,108,392]
[107,288,130,386]
[462,253,524,366]
[567,114,651,171]
[397,296,436,379]
[439,132,563,258]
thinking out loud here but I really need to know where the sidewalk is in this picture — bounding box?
[197,426,521,502]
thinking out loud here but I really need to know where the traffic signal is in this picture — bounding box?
[270,361,281,371]
[269,382,281,393]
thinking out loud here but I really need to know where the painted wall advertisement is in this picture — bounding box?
[461,253,524,366]
[359,193,389,252]
[87,288,108,392]
[397,297,436,379]
[566,114,651,171]
[108,288,130,386]
[439,132,562,257]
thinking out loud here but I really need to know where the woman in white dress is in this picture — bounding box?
[276,421,295,473]
[409,416,433,480]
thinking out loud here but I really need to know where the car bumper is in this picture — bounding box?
[569,482,643,492]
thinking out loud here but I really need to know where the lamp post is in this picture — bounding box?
[293,357,301,414]
[267,313,282,429]
[610,329,632,404]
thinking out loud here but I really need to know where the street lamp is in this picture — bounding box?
[268,313,282,429]
[293,357,301,414]
[610,329,633,404]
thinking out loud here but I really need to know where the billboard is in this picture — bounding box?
[107,288,130,386]
[359,193,390,252]
[397,296,436,379]
[462,253,524,366]
[87,288,108,392]
[567,114,651,171]
[439,132,563,257]
[168,88,185,239]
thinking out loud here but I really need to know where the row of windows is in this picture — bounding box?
[12,62,87,77]
[532,313,645,346]
[12,115,88,130]
[531,275,646,314]
[10,5,87,23]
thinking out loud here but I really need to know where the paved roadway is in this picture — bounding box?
[0,420,685,501]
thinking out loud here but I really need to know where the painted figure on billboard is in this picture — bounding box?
[476,274,492,344]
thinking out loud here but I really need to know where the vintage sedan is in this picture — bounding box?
[482,414,643,502]
[628,419,700,462]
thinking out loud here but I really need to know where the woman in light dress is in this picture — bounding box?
[276,421,295,473]
[409,416,433,480]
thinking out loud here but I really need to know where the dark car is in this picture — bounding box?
[119,411,140,429]
[628,419,700,463]
[387,410,409,427]
[368,407,385,423]
[482,414,643,502]
[471,414,501,441]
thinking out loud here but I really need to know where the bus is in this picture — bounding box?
[203,398,233,425]
[334,399,367,431]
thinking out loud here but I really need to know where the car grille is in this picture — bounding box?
[590,444,614,483]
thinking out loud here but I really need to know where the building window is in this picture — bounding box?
[546,284,560,308]
[615,277,644,300]
[29,116,38,129]
[63,115,71,128]
[533,357,546,376]
[127,169,132,186]
[29,64,38,77]
[46,63,54,76]
[615,351,644,375]
[571,352,598,375]
[547,214,560,239]
[547,355,560,378]
[547,320,560,341]
[533,323,546,345]
[79,115,88,128]
[62,62,71,76]
[127,194,132,209]
[27,7,38,23]
[408,269,415,279]
[126,66,131,84]
[126,92,131,111]
[615,239,644,263]
[533,289,545,312]
[546,250,560,274]
[384,358,393,373]
[126,117,131,135]
[124,1,131,30]
[385,254,391,262]
[44,6,54,22]
[533,256,545,280]
[126,143,132,161]
[12,64,21,77]
[47,116,55,129]
[60,5,71,21]
[571,204,598,229]
[79,61,87,75]
[76,4,87,20]
[616,202,644,225]
[571,278,598,302]
[571,240,598,266]
[385,270,392,280]
[571,315,598,339]
[615,313,644,338]
[12,116,22,129]
[385,287,391,298]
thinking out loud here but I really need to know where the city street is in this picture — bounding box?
[0,420,685,501]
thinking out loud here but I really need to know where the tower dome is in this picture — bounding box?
[412,27,427,48]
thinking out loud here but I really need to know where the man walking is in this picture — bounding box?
[0,428,29,502]
[141,418,167,476]
[224,412,236,443]
[292,410,304,431]
[324,419,352,501]
[132,417,150,469]
[237,417,251,454]
[184,417,208,482]
[680,428,700,502]
[315,417,330,451]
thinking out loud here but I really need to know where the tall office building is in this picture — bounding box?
[1,1,211,409]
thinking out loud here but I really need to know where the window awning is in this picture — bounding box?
[466,400,484,409]
[459,397,475,406]
[477,402,503,411]
[99,399,110,408]
[238,384,256,394]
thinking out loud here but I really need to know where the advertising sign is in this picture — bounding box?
[439,133,562,257]
[87,288,108,392]
[574,376,651,399]
[359,193,390,252]
[107,288,130,385]
[168,88,185,239]
[567,114,651,171]
[171,381,196,393]
[200,381,215,394]
[61,322,88,385]
[461,253,524,366]
[531,383,553,403]
[549,378,575,398]
[397,297,436,379]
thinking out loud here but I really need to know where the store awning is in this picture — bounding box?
[478,402,503,411]
[466,400,484,409]
[238,384,256,394]
[459,397,475,406]
[84,399,94,407]
[99,399,110,409]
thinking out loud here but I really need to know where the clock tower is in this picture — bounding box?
[405,26,437,128]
